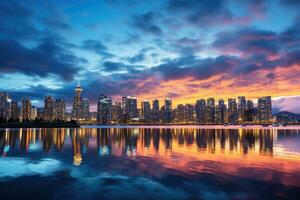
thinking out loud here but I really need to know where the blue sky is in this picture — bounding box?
[1,0,300,112]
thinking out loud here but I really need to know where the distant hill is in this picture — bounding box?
[276,111,300,122]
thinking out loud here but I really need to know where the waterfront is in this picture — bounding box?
[0,127,300,200]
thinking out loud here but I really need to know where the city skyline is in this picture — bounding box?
[1,0,300,114]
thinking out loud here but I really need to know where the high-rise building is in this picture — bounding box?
[176,104,185,122]
[21,97,31,121]
[37,108,44,120]
[185,104,194,122]
[215,99,227,124]
[72,82,83,121]
[112,102,122,123]
[31,106,37,120]
[245,100,254,122]
[0,92,11,121]
[163,98,172,123]
[97,94,112,124]
[228,98,238,124]
[258,96,272,123]
[121,96,130,122]
[152,99,160,123]
[44,96,55,121]
[55,99,66,121]
[238,96,247,122]
[129,97,138,119]
[81,98,90,120]
[10,100,19,121]
[206,98,215,124]
[195,99,206,124]
[141,100,151,123]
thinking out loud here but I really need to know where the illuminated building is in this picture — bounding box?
[245,100,254,123]
[258,96,272,123]
[152,99,160,123]
[31,106,37,120]
[176,104,185,122]
[97,94,112,124]
[195,99,206,124]
[228,98,238,124]
[55,99,66,121]
[112,102,122,123]
[141,100,151,123]
[21,97,31,121]
[185,104,194,122]
[121,96,138,122]
[215,99,227,124]
[72,82,83,121]
[44,96,55,121]
[81,98,90,120]
[162,98,172,123]
[206,98,215,124]
[10,100,19,121]
[238,96,247,122]
[0,92,11,121]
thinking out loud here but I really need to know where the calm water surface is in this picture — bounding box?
[0,127,300,200]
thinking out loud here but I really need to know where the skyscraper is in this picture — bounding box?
[81,98,90,120]
[21,97,31,121]
[228,98,238,124]
[185,104,194,122]
[44,96,55,121]
[258,96,272,123]
[55,99,66,121]
[112,102,122,123]
[0,92,11,121]
[31,106,37,120]
[129,97,138,119]
[141,100,151,123]
[97,94,112,124]
[206,98,215,124]
[152,99,160,123]
[10,100,19,121]
[215,99,227,124]
[163,98,172,123]
[195,99,206,124]
[72,82,83,121]
[238,96,247,122]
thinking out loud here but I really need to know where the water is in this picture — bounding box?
[0,127,300,200]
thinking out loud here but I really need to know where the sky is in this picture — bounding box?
[1,0,300,113]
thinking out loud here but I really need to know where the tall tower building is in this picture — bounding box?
[141,100,151,123]
[44,96,55,121]
[163,98,172,123]
[0,92,11,121]
[195,99,206,124]
[206,98,215,124]
[97,94,112,124]
[215,99,227,124]
[21,97,31,121]
[72,82,83,121]
[238,96,247,122]
[55,99,66,121]
[31,106,37,120]
[258,96,272,123]
[112,102,122,123]
[228,98,238,124]
[10,100,19,121]
[152,99,160,123]
[81,98,90,121]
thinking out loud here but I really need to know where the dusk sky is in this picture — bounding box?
[1,0,300,113]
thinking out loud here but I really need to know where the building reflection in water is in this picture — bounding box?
[0,128,299,165]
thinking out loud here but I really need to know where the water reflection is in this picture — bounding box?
[0,128,300,199]
[1,128,300,163]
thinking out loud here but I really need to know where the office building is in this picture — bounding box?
[228,98,238,124]
[238,96,247,122]
[0,92,11,121]
[195,99,206,124]
[21,97,31,121]
[81,98,90,120]
[55,99,66,121]
[44,96,55,121]
[72,82,83,121]
[152,99,160,123]
[97,94,112,124]
[206,98,215,124]
[141,100,151,123]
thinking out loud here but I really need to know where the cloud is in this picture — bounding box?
[0,38,85,81]
[167,0,234,26]
[81,39,115,58]
[213,29,279,56]
[131,11,163,36]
